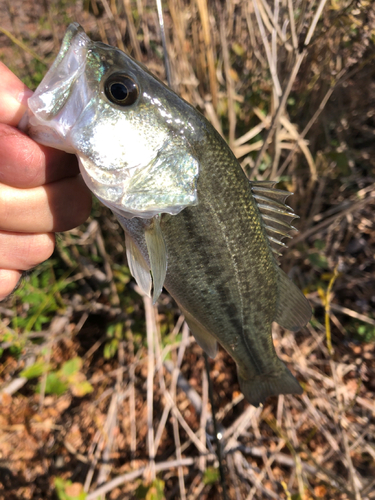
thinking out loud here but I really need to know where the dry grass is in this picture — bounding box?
[0,0,375,499]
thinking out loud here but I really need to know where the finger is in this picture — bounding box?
[0,269,23,301]
[0,63,80,187]
[0,62,33,127]
[0,175,92,233]
[0,123,79,188]
[0,231,55,271]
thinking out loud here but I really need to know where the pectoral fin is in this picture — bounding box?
[177,302,217,358]
[145,216,167,304]
[274,266,312,331]
[125,232,152,297]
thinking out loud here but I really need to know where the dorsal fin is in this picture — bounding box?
[250,181,298,258]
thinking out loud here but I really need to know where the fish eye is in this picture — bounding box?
[104,74,139,106]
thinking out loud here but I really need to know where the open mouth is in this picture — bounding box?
[19,23,92,151]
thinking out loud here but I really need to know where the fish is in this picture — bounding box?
[20,23,312,406]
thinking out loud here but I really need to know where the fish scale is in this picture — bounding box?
[162,132,280,381]
[21,23,312,406]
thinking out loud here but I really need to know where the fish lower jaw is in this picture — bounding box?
[19,112,75,154]
[30,125,75,154]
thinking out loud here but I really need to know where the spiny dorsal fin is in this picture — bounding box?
[250,181,298,257]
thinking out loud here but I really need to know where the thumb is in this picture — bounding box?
[0,62,34,127]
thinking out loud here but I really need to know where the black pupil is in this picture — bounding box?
[105,74,138,106]
[110,82,128,101]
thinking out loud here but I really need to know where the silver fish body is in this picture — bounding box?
[21,23,312,406]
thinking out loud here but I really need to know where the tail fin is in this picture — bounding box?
[237,362,303,407]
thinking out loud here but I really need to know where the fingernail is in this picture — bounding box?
[17,89,34,106]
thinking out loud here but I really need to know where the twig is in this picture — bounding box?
[276,67,347,177]
[224,405,261,452]
[341,426,363,500]
[204,353,228,500]
[154,397,172,454]
[246,438,287,500]
[226,452,242,500]
[309,296,375,327]
[0,26,47,64]
[219,9,236,146]
[239,444,316,474]
[122,0,143,61]
[303,0,329,46]
[233,117,270,148]
[95,222,120,305]
[164,390,209,454]
[0,375,29,396]
[238,451,280,500]
[324,263,340,355]
[95,392,118,488]
[154,325,191,461]
[253,49,306,173]
[279,115,316,179]
[289,193,374,247]
[285,407,305,499]
[38,344,51,409]
[196,0,218,107]
[252,0,282,97]
[99,0,125,51]
[128,330,137,465]
[362,477,375,497]
[271,0,280,105]
[86,457,213,500]
[254,0,330,175]
[156,0,173,89]
[287,0,298,50]
[199,364,209,473]
[277,43,375,179]
[96,343,125,489]
[170,323,189,500]
[331,360,364,500]
[84,430,106,492]
[245,2,267,68]
[258,0,288,44]
[143,293,156,479]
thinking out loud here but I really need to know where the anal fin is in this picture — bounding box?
[274,266,312,332]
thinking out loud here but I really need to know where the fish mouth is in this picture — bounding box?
[20,23,92,152]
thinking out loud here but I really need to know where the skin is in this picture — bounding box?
[0,62,92,300]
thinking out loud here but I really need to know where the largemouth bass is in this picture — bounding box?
[20,23,311,406]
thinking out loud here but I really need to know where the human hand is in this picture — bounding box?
[0,62,92,300]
